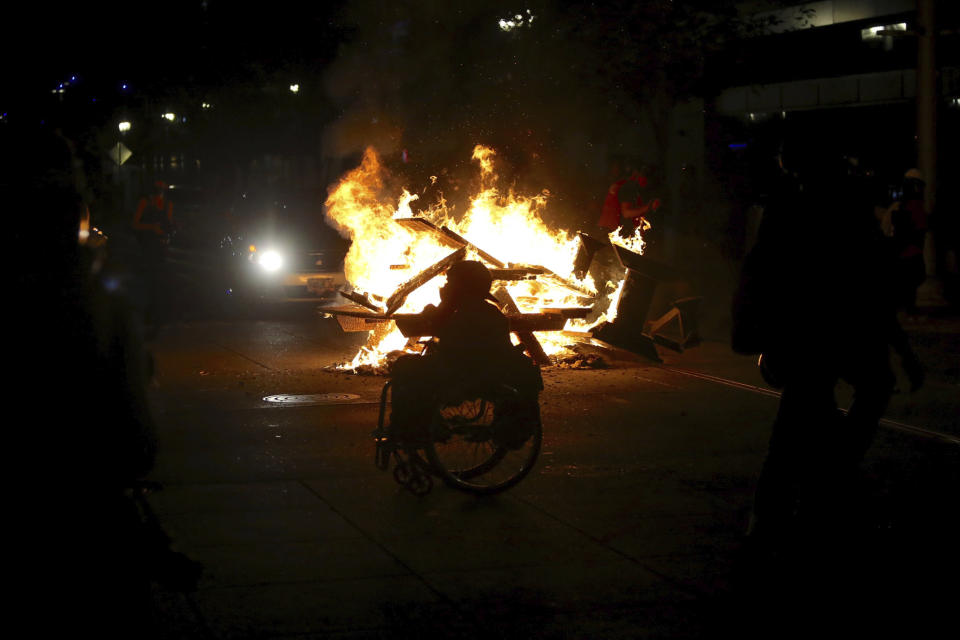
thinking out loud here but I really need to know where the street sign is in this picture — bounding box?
[108,142,132,166]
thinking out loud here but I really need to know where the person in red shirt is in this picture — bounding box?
[131,180,178,331]
[597,162,660,238]
[890,168,928,313]
[132,180,175,244]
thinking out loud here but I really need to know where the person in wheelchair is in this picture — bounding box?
[389,260,542,447]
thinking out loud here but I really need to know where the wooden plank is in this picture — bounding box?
[493,287,552,366]
[489,268,541,281]
[438,226,505,268]
[506,313,567,333]
[334,314,388,332]
[393,217,462,248]
[505,264,548,274]
[540,307,591,319]
[540,271,597,300]
[384,247,466,315]
[322,305,390,319]
[339,290,384,312]
[573,231,609,279]
[504,263,594,299]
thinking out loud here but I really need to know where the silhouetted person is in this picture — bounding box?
[7,122,197,637]
[731,151,923,551]
[597,160,661,238]
[132,180,178,331]
[389,260,542,441]
[889,169,928,314]
[132,180,176,248]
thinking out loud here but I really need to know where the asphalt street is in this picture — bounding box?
[139,299,960,639]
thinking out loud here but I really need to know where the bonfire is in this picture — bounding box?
[322,145,677,373]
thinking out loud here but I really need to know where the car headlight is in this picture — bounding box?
[257,249,284,272]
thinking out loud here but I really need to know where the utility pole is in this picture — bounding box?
[916,0,946,307]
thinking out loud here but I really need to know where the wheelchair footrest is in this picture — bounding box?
[374,436,392,471]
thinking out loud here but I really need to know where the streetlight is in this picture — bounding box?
[118,121,131,133]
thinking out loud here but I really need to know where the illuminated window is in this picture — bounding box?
[861,23,907,40]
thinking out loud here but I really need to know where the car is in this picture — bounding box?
[219,190,350,304]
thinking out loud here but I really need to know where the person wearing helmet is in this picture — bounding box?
[389,260,542,441]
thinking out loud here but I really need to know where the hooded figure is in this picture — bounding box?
[731,151,923,547]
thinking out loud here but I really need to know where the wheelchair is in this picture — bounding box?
[374,373,543,496]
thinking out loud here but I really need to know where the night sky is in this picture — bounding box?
[8,1,686,232]
[3,2,346,108]
[16,1,947,231]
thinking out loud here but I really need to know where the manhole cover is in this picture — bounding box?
[263,393,363,406]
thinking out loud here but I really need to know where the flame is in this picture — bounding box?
[324,145,647,370]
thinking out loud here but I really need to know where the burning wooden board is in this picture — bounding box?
[539,307,591,319]
[493,287,550,365]
[504,262,595,301]
[339,290,384,313]
[438,225,506,268]
[393,217,506,268]
[324,306,392,332]
[489,266,547,281]
[393,217,462,249]
[384,247,466,315]
[573,231,609,279]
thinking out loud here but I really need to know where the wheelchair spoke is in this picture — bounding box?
[426,388,542,495]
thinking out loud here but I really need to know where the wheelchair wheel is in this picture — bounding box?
[424,386,542,495]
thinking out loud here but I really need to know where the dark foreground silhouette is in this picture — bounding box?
[7,122,200,637]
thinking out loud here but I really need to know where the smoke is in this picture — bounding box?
[320,1,632,231]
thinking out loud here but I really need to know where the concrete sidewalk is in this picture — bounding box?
[142,320,960,639]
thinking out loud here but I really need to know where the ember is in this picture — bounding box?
[554,352,609,370]
[322,145,691,372]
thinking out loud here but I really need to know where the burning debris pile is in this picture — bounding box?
[323,146,699,373]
